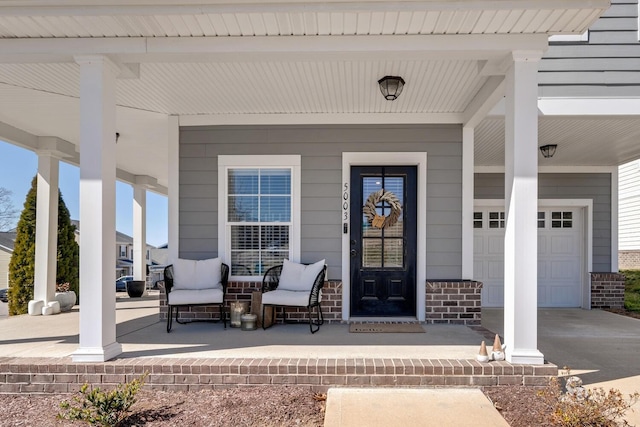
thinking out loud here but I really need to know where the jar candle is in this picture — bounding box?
[241,313,257,331]
[229,301,248,328]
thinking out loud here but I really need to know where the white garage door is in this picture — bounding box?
[474,207,583,308]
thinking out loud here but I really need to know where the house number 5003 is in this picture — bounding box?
[342,183,349,221]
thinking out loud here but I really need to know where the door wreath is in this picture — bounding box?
[363,189,402,229]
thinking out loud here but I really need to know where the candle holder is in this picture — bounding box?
[229,301,249,328]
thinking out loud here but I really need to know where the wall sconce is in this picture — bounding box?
[116,132,120,143]
[539,144,557,158]
[378,76,405,101]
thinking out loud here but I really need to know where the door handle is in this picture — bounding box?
[350,249,358,258]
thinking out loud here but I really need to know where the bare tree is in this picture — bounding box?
[0,187,18,231]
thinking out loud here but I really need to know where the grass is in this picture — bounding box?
[620,269,640,312]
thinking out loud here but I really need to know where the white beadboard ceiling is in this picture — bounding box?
[0,0,627,191]
[0,3,605,38]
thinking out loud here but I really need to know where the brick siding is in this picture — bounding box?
[0,356,557,393]
[425,281,483,325]
[619,250,640,270]
[590,272,625,309]
[160,280,343,324]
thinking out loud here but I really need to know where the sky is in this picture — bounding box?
[0,140,168,247]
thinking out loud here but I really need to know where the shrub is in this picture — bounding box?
[539,374,639,427]
[8,176,79,315]
[58,373,147,426]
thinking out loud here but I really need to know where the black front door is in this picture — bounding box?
[350,166,417,317]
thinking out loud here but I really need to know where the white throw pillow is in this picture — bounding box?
[194,257,222,290]
[172,259,197,290]
[172,257,222,290]
[278,259,325,292]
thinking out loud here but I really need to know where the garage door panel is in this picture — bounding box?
[484,283,504,307]
[550,260,578,280]
[473,260,484,278]
[547,285,579,307]
[487,236,503,255]
[474,236,484,254]
[537,261,548,280]
[550,235,576,255]
[487,260,504,280]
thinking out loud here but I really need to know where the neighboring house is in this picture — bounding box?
[70,221,155,277]
[0,0,635,363]
[0,224,154,284]
[619,160,640,270]
[0,232,16,289]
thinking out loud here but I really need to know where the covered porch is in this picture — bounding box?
[0,0,628,366]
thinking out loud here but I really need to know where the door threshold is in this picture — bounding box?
[347,317,420,323]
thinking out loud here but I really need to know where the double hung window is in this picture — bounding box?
[219,155,300,278]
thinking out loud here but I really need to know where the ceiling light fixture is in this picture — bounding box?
[378,76,405,101]
[539,144,557,158]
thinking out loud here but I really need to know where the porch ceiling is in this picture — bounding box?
[0,0,620,191]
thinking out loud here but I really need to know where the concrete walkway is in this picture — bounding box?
[324,388,509,427]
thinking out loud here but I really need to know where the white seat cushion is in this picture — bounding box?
[278,259,325,292]
[168,288,224,305]
[262,289,317,307]
[172,257,222,290]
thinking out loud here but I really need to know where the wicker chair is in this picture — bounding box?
[163,259,229,333]
[261,261,327,334]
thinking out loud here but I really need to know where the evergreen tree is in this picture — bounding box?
[8,177,79,315]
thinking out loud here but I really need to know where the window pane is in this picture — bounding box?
[231,225,259,249]
[384,238,403,267]
[231,251,259,276]
[261,225,289,251]
[363,214,382,237]
[228,196,258,222]
[260,196,291,222]
[362,239,382,268]
[260,169,290,194]
[474,212,482,220]
[228,169,258,194]
[362,177,382,204]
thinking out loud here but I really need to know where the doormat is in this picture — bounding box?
[349,323,425,333]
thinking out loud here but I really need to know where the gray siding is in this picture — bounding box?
[540,0,640,97]
[179,125,463,280]
[475,173,612,271]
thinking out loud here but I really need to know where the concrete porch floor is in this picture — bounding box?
[1,291,639,426]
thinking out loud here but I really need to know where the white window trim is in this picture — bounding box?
[218,155,301,280]
[341,152,427,321]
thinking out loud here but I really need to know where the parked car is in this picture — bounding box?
[116,276,134,292]
[0,288,7,303]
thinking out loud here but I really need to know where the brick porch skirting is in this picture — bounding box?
[160,280,483,325]
[0,356,557,393]
[590,272,625,309]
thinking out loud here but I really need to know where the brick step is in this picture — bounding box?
[0,357,557,393]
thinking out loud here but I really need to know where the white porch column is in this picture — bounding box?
[32,152,59,308]
[133,185,147,282]
[503,51,544,365]
[167,115,179,262]
[462,126,474,280]
[72,55,121,362]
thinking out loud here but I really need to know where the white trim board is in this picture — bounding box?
[474,198,593,309]
[342,152,427,322]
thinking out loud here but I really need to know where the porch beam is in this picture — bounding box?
[0,34,549,60]
[503,50,544,365]
[180,112,464,127]
[72,54,121,363]
[462,76,505,128]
